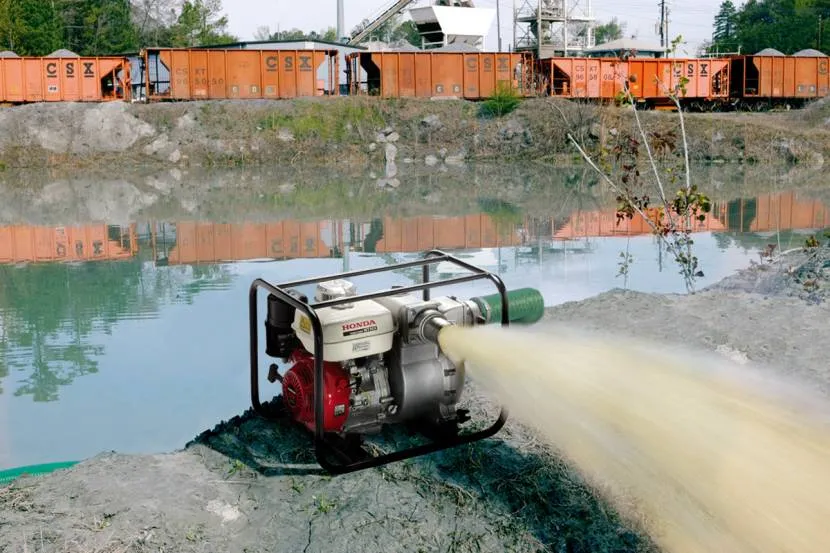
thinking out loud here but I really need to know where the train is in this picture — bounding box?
[0,46,828,111]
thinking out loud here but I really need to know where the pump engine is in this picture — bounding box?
[249,250,543,473]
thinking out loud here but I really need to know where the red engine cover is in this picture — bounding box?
[282,349,351,433]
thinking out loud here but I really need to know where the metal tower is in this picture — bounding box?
[513,0,595,58]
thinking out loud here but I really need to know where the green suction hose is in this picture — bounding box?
[472,287,545,325]
[0,461,79,485]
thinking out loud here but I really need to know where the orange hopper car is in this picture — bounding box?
[0,56,130,104]
[730,54,830,105]
[540,57,731,106]
[347,51,534,99]
[143,48,339,100]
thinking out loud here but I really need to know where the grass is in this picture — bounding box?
[479,83,522,118]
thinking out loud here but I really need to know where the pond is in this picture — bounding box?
[1,164,828,470]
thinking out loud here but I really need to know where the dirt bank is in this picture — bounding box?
[0,97,828,171]
[2,245,828,553]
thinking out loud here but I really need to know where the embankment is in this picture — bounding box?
[0,97,829,172]
[1,248,828,553]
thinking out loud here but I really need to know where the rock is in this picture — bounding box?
[168,149,182,163]
[425,154,439,167]
[438,147,448,159]
[143,134,170,156]
[376,177,400,189]
[777,138,824,167]
[382,126,395,135]
[277,128,295,142]
[386,161,398,178]
[278,183,296,194]
[386,131,400,143]
[176,113,197,130]
[421,115,443,130]
[444,151,467,167]
[498,119,525,141]
[402,157,414,164]
[375,132,387,143]
[368,142,377,152]
[384,143,398,163]
[712,130,725,143]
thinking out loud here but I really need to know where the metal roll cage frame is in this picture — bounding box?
[249,249,510,474]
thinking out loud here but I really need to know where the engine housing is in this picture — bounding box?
[278,280,484,435]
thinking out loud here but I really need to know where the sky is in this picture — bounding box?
[219,0,739,56]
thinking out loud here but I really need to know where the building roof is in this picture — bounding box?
[585,38,665,54]
[360,39,421,52]
[203,38,367,51]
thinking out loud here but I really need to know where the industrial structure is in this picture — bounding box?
[513,0,596,58]
[347,0,496,51]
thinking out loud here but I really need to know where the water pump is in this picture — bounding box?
[249,249,544,474]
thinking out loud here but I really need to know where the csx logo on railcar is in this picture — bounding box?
[264,55,314,72]
[44,62,94,78]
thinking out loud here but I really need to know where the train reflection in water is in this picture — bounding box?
[0,190,827,267]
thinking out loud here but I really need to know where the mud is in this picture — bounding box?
[2,247,829,553]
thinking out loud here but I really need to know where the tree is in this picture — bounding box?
[170,0,236,47]
[707,0,830,54]
[3,0,62,55]
[710,0,739,51]
[594,17,625,45]
[350,15,422,47]
[253,26,338,42]
[59,0,139,55]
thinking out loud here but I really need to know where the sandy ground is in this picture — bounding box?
[1,247,828,553]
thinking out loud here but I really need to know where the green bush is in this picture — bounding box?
[480,82,522,118]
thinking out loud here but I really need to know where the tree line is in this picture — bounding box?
[0,0,236,56]
[0,0,425,57]
[708,0,830,54]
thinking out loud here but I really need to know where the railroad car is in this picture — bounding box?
[0,55,130,104]
[729,52,830,109]
[141,47,339,101]
[538,56,731,109]
[346,51,534,99]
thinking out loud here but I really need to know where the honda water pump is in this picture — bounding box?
[249,249,543,474]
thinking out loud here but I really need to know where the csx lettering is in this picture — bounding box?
[687,63,694,76]
[284,56,294,71]
[46,62,58,77]
[700,63,708,76]
[83,62,94,77]
[466,57,477,71]
[497,57,509,71]
[265,56,278,71]
[342,320,377,331]
[819,60,828,75]
[483,57,493,71]
[66,62,75,77]
[299,55,312,70]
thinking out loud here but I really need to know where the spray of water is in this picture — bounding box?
[439,324,830,553]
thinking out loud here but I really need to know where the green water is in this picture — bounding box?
[0,163,827,470]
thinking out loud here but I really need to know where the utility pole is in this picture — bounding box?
[496,0,502,51]
[659,0,666,49]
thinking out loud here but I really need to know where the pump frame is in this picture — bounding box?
[249,249,510,474]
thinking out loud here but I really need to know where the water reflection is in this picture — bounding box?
[0,188,827,469]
